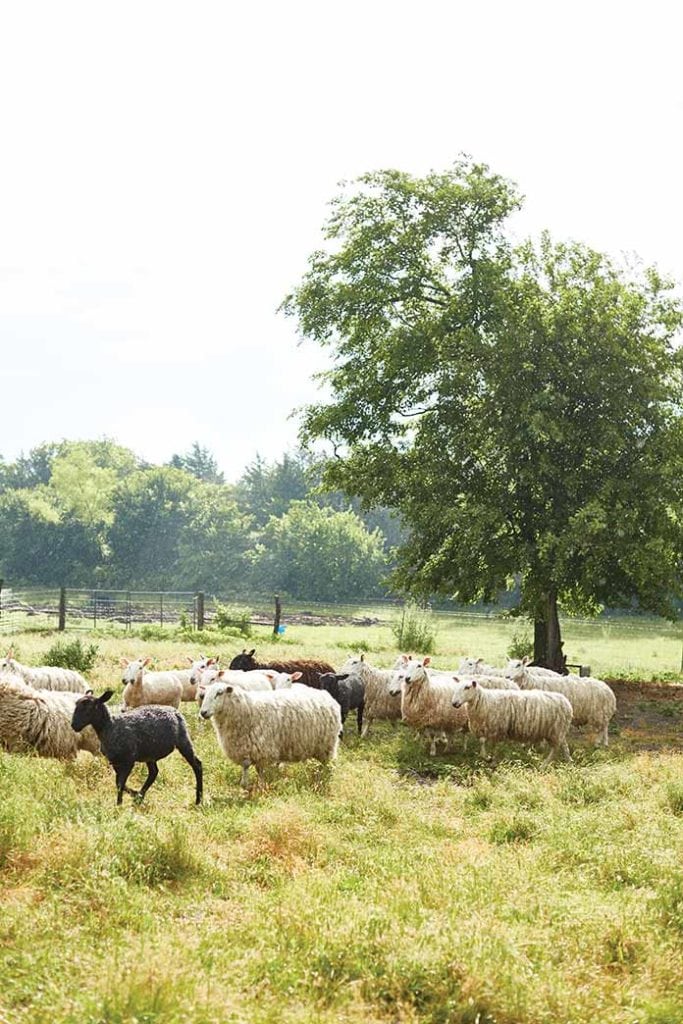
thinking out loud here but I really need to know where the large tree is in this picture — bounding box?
[283,161,683,670]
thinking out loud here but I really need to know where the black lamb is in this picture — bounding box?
[71,690,203,806]
[318,672,365,735]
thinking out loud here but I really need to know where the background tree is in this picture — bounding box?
[283,162,683,669]
[169,442,225,484]
[251,500,388,602]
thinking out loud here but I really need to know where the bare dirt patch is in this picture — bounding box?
[608,678,683,750]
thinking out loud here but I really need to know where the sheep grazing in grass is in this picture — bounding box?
[199,680,341,789]
[318,672,365,735]
[504,661,616,747]
[71,690,202,805]
[228,648,334,689]
[1,647,89,693]
[337,655,402,738]
[0,676,100,759]
[389,657,469,755]
[451,678,573,765]
[121,658,183,710]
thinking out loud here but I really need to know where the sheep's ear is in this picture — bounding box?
[98,690,114,704]
[471,680,478,689]
[225,685,234,694]
[423,656,431,667]
[7,646,14,658]
[263,670,277,681]
[360,653,365,662]
[452,675,460,682]
[186,656,194,664]
[337,673,349,681]
[522,656,531,666]
[84,688,94,695]
[216,669,225,679]
[120,658,129,667]
[476,658,484,665]
[248,649,256,657]
[142,657,151,667]
[290,671,302,681]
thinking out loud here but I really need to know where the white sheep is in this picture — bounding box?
[121,658,183,710]
[121,656,208,704]
[337,655,402,738]
[1,648,89,693]
[199,681,341,789]
[194,667,298,706]
[451,677,573,765]
[504,662,616,747]
[505,657,564,679]
[389,657,469,755]
[0,675,101,759]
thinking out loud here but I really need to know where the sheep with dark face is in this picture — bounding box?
[318,672,365,735]
[71,690,202,806]
[228,648,334,689]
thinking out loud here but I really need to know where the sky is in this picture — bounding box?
[1,0,681,482]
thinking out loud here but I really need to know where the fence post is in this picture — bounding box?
[273,594,282,637]
[196,592,205,630]
[58,587,67,631]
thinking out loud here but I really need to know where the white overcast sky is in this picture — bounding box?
[1,0,681,482]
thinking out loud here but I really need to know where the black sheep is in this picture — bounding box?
[71,690,203,806]
[229,648,334,689]
[318,672,365,735]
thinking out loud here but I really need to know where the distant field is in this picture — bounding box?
[1,627,683,1023]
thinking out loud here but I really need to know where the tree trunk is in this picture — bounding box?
[533,589,566,673]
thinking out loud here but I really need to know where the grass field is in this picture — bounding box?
[2,623,683,1024]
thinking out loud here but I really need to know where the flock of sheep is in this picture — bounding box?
[0,645,617,804]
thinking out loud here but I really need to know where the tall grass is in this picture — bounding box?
[1,627,683,1022]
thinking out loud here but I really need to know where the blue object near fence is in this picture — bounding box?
[277,625,286,635]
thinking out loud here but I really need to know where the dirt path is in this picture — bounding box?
[608,678,683,750]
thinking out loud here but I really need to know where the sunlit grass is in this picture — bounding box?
[2,628,683,1022]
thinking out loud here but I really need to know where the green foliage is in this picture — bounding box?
[507,627,534,661]
[253,500,388,602]
[43,637,99,673]
[212,602,253,636]
[392,602,436,653]
[169,442,225,484]
[284,159,683,663]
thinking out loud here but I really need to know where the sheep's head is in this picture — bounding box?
[190,656,218,685]
[268,671,301,689]
[338,654,366,676]
[228,648,257,671]
[391,657,430,696]
[120,657,151,684]
[72,689,114,731]
[0,649,18,674]
[451,677,477,708]
[458,656,485,675]
[199,680,238,718]
[504,660,526,682]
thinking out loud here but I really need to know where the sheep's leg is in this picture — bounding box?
[596,721,609,747]
[360,715,371,739]
[113,762,135,805]
[541,745,558,769]
[240,759,251,789]
[561,739,572,762]
[176,727,204,804]
[137,761,159,801]
[479,737,487,758]
[357,702,364,736]
[428,732,437,756]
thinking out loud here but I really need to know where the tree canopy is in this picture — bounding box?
[283,160,683,668]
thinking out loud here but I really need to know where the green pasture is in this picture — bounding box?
[1,625,683,1023]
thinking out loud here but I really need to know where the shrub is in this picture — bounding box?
[392,602,436,654]
[43,637,98,674]
[212,602,252,637]
[507,627,533,661]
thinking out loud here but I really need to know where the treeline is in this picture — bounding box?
[0,440,403,601]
